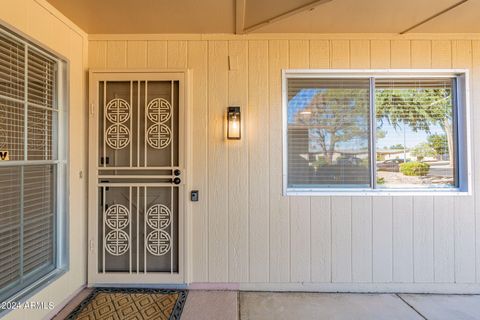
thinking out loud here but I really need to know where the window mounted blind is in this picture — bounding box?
[287,78,371,188]
[0,27,62,303]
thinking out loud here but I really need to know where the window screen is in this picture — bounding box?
[0,27,65,303]
[284,73,463,192]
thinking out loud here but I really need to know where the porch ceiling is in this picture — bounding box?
[45,0,480,34]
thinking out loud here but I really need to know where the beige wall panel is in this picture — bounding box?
[392,197,414,282]
[0,0,28,31]
[289,40,309,68]
[413,196,435,282]
[106,40,127,68]
[370,40,390,68]
[452,40,472,68]
[351,197,372,282]
[227,40,249,282]
[268,39,291,282]
[168,40,187,68]
[309,40,330,68]
[26,1,54,48]
[331,40,350,68]
[432,40,452,68]
[248,40,270,282]
[433,197,455,282]
[89,41,107,69]
[350,40,370,69]
[431,40,454,284]
[331,197,352,282]
[207,41,229,282]
[452,40,476,283]
[187,40,208,282]
[85,33,480,292]
[127,40,147,68]
[147,40,168,68]
[473,41,480,283]
[411,40,432,68]
[390,40,411,68]
[288,39,311,283]
[372,197,393,282]
[68,33,88,288]
[310,197,332,282]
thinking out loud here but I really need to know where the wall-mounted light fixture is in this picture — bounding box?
[227,106,241,140]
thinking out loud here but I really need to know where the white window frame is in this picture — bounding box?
[282,69,471,196]
[0,26,69,306]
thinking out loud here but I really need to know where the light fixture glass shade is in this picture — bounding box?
[227,106,241,140]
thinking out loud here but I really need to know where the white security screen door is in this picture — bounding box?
[88,71,186,284]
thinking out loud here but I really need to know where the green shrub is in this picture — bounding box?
[376,177,385,184]
[399,162,430,176]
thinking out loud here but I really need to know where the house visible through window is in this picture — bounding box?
[284,71,468,194]
[0,27,67,303]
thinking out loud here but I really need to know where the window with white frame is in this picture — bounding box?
[0,27,67,303]
[284,70,468,194]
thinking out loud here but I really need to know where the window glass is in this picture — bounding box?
[0,27,65,304]
[287,78,371,188]
[375,78,456,188]
[284,73,462,193]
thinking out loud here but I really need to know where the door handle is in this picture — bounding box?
[172,177,181,185]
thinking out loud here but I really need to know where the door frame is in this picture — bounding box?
[87,69,191,286]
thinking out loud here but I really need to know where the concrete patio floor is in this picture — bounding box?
[54,289,480,319]
[182,291,480,320]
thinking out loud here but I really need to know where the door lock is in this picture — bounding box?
[174,169,181,176]
[172,177,181,185]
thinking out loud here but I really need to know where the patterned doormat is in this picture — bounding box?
[65,288,188,320]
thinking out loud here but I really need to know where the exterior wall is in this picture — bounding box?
[0,0,88,318]
[89,35,480,292]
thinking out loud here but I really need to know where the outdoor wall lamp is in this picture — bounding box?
[227,106,241,140]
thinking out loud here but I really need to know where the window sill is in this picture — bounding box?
[0,268,68,317]
[285,188,470,196]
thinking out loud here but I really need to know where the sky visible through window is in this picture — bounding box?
[288,88,448,150]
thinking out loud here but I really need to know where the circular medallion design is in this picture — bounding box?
[105,98,130,124]
[104,204,130,256]
[105,204,130,229]
[105,229,130,256]
[146,123,171,149]
[146,204,171,230]
[147,98,171,123]
[146,229,171,256]
[106,124,130,149]
[28,123,46,151]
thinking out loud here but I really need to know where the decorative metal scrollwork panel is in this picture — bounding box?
[105,98,131,150]
[99,186,177,274]
[104,204,130,256]
[98,81,179,168]
[146,98,172,150]
[147,98,172,123]
[146,204,172,256]
[106,98,131,123]
[96,78,180,277]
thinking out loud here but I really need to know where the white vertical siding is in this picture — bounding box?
[89,36,480,291]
